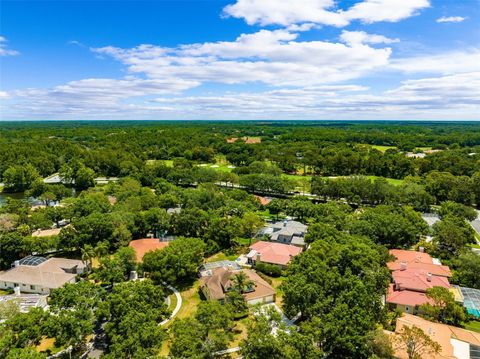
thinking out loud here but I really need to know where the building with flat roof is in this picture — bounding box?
[0,256,87,295]
[0,291,48,313]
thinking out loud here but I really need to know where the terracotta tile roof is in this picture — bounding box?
[393,314,480,359]
[254,195,271,206]
[388,249,452,277]
[249,241,302,266]
[390,249,433,264]
[392,269,450,292]
[387,284,435,307]
[200,267,275,302]
[128,238,169,262]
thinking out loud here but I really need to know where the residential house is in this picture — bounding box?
[0,256,87,295]
[128,238,169,263]
[263,220,308,248]
[392,313,480,359]
[0,289,48,313]
[199,260,242,278]
[247,241,302,268]
[200,267,275,305]
[386,249,452,314]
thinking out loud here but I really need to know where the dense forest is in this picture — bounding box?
[1,121,480,359]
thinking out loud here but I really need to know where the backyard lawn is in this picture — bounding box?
[465,320,480,333]
[370,145,397,152]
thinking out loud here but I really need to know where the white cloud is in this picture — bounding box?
[391,49,480,74]
[223,0,429,27]
[92,29,392,87]
[340,30,399,46]
[436,16,466,23]
[3,72,479,120]
[342,0,430,24]
[0,36,19,56]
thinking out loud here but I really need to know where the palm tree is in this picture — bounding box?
[232,272,255,294]
[81,245,95,268]
[94,241,109,258]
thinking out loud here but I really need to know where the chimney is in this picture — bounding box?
[14,286,21,296]
[256,253,261,264]
[419,247,424,253]
[283,220,287,227]
[427,272,432,282]
[400,261,407,271]
[129,271,138,281]
[14,260,20,268]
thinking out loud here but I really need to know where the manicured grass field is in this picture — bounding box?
[367,176,404,186]
[465,320,480,333]
[146,159,174,167]
[199,163,234,173]
[370,145,397,152]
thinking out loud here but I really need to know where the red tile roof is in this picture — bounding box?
[392,269,450,292]
[254,195,271,206]
[249,241,302,266]
[387,284,435,307]
[388,249,452,277]
[128,238,169,263]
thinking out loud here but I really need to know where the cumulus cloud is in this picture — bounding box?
[391,49,480,74]
[223,0,430,27]
[340,30,400,46]
[0,36,19,56]
[92,29,392,87]
[3,72,479,120]
[436,16,466,23]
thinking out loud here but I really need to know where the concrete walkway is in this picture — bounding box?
[160,283,182,326]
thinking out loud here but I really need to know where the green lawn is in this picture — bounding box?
[206,251,239,262]
[199,163,234,173]
[146,159,174,167]
[367,176,404,186]
[465,320,480,333]
[468,242,480,249]
[281,173,312,192]
[370,145,397,152]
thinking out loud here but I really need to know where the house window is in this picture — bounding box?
[14,283,19,287]
[30,285,35,290]
[405,306,410,312]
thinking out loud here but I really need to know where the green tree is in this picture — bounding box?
[438,201,477,221]
[95,246,136,285]
[2,164,40,192]
[99,280,168,359]
[394,325,441,359]
[453,252,480,289]
[169,301,233,359]
[142,237,205,284]
[433,215,475,258]
[420,286,466,326]
[240,306,321,359]
[281,234,390,358]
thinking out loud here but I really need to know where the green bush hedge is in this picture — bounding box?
[255,262,283,277]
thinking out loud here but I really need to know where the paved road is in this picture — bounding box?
[160,283,182,326]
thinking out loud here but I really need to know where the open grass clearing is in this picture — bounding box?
[465,320,480,333]
[370,145,397,152]
[206,251,239,263]
[146,159,174,167]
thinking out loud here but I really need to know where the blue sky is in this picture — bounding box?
[0,0,479,120]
